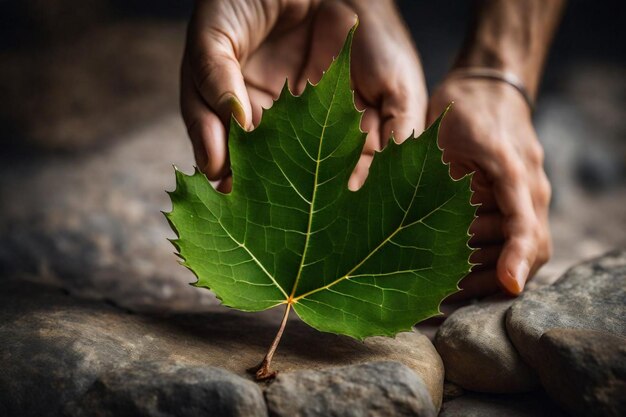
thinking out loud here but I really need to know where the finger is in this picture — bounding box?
[216,174,233,193]
[181,58,229,180]
[380,98,426,145]
[296,0,356,93]
[530,216,552,279]
[247,84,275,128]
[473,190,498,213]
[349,154,373,191]
[529,171,553,275]
[243,25,313,97]
[349,97,380,190]
[356,95,381,155]
[469,212,504,245]
[188,26,252,129]
[443,157,499,211]
[492,160,539,295]
[444,270,500,303]
[378,63,427,143]
[470,169,498,212]
[367,50,426,143]
[470,245,503,270]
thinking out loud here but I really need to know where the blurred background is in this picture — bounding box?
[0,0,624,312]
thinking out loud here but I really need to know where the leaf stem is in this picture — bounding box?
[254,302,292,380]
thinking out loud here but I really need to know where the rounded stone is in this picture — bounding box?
[434,296,538,393]
[536,328,626,417]
[66,361,267,417]
[506,250,626,367]
[265,361,436,417]
[0,279,445,415]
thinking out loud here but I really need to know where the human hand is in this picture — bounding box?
[180,0,427,192]
[428,78,552,298]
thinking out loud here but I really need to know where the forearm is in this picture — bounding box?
[454,0,566,99]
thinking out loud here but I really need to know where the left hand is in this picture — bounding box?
[180,0,427,192]
[428,77,552,299]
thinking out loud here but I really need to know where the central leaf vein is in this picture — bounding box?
[289,69,343,299]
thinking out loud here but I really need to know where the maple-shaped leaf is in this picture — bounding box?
[166,24,475,379]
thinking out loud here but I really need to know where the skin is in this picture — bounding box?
[180,0,565,299]
[180,0,427,193]
[430,0,565,297]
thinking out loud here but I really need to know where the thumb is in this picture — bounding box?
[188,28,252,129]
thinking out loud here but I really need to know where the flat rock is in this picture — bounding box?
[0,279,444,416]
[506,250,626,367]
[66,361,267,417]
[434,296,538,393]
[0,115,216,314]
[536,328,626,417]
[265,361,436,417]
[439,392,566,417]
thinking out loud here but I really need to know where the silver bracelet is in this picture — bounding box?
[447,67,535,112]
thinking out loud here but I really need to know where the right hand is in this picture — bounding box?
[180,0,428,192]
[428,78,552,299]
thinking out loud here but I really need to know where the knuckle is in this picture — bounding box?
[539,176,552,206]
[190,48,236,93]
[192,53,220,90]
[533,172,552,207]
[490,143,514,170]
[528,142,545,166]
[503,156,525,181]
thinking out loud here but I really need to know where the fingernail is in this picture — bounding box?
[226,94,247,129]
[514,260,530,294]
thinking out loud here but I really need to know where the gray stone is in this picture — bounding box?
[0,279,444,416]
[536,328,626,417]
[66,361,267,417]
[439,392,566,417]
[435,296,538,393]
[0,115,217,314]
[506,250,626,367]
[265,361,436,417]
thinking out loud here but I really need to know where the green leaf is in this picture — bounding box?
[166,24,474,360]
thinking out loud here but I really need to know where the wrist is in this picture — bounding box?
[454,37,540,101]
[453,0,565,101]
[446,67,534,112]
[434,76,533,121]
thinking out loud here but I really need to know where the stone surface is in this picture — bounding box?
[65,361,267,417]
[434,296,538,393]
[265,361,436,417]
[0,116,217,314]
[536,328,626,417]
[507,250,626,367]
[439,392,566,417]
[0,279,444,416]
